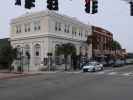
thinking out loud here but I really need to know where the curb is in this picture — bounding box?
[0,73,44,80]
[0,70,82,80]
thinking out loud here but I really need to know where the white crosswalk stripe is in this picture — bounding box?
[108,72,117,75]
[65,71,82,74]
[121,72,133,76]
[89,70,133,77]
[94,70,114,75]
[96,71,105,74]
[63,70,133,77]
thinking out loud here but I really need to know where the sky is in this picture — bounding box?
[0,0,133,52]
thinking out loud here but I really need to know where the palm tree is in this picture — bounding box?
[111,40,122,62]
[55,43,76,71]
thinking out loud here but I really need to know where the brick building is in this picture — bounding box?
[91,26,113,61]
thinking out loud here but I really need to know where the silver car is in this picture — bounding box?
[82,62,104,72]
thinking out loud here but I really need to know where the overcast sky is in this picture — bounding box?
[0,0,133,52]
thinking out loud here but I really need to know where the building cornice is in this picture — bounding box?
[11,10,91,29]
[10,33,86,43]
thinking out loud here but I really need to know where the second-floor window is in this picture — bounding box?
[85,31,88,37]
[67,24,70,33]
[72,26,77,36]
[79,29,83,37]
[24,23,31,32]
[64,24,67,32]
[64,24,70,33]
[55,21,61,31]
[16,25,21,33]
[34,21,41,31]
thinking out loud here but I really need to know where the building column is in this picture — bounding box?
[75,45,80,56]
[30,43,35,71]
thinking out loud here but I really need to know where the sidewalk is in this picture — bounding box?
[0,69,82,80]
[0,72,24,80]
[0,70,59,80]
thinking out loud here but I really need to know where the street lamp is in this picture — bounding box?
[47,52,53,71]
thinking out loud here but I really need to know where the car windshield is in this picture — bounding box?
[88,62,97,66]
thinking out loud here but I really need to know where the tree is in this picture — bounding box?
[110,40,122,61]
[0,44,17,70]
[111,40,122,50]
[55,43,76,71]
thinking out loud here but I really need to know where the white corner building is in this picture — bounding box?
[10,10,92,71]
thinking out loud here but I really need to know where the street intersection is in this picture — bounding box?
[0,65,133,100]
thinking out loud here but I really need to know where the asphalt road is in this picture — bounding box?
[0,65,133,100]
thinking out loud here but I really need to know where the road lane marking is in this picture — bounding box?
[96,71,105,74]
[65,71,82,74]
[121,72,133,76]
[108,72,117,75]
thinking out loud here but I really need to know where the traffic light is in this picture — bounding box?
[15,0,21,6]
[47,0,59,11]
[53,0,58,10]
[130,2,133,16]
[85,0,90,13]
[47,0,53,10]
[25,0,35,9]
[92,0,98,14]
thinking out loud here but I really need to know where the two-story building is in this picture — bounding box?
[10,11,92,71]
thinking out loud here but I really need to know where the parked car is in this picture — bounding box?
[108,60,115,66]
[126,59,133,65]
[104,60,115,67]
[80,62,87,69]
[82,62,104,72]
[100,61,108,67]
[113,60,125,67]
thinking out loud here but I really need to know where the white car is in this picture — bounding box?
[82,62,104,72]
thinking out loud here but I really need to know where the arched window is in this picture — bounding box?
[34,44,41,57]
[55,44,60,50]
[34,44,41,66]
[25,45,30,53]
[24,45,30,59]
[16,45,23,60]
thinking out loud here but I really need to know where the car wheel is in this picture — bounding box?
[83,69,87,72]
[92,68,96,72]
[101,67,104,71]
